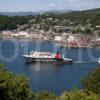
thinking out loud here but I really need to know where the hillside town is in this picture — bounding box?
[0,28,100,48]
[0,10,100,48]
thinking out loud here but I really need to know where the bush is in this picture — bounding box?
[60,90,99,100]
[34,91,57,100]
[0,64,100,100]
[0,65,34,100]
[81,67,100,94]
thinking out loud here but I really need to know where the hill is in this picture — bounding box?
[59,8,100,25]
[0,8,100,31]
[0,12,36,16]
[0,9,73,16]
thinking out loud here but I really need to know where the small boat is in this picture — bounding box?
[98,58,100,64]
[23,51,73,63]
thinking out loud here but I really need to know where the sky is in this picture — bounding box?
[0,0,100,12]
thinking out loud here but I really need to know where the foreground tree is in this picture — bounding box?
[60,90,99,100]
[34,91,57,100]
[81,67,100,94]
[0,64,34,100]
[0,64,100,100]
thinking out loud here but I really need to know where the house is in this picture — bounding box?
[96,25,100,28]
[11,31,30,38]
[62,32,70,42]
[33,33,43,39]
[2,31,12,38]
[55,36,62,41]
[67,34,77,42]
[11,33,19,37]
[2,31,12,36]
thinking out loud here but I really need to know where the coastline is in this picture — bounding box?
[0,36,100,49]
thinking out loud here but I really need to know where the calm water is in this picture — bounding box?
[0,39,100,95]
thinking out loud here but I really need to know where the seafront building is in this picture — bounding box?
[1,30,100,47]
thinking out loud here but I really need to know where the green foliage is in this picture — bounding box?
[81,67,100,94]
[0,15,33,31]
[0,64,100,100]
[60,90,100,100]
[90,13,100,26]
[34,91,57,100]
[0,8,100,32]
[0,65,34,100]
[0,64,5,71]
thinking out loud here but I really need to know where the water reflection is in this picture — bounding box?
[24,62,69,72]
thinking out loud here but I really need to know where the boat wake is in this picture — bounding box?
[74,60,100,64]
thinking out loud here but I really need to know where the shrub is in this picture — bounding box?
[60,90,99,100]
[81,67,100,94]
[0,65,34,100]
[34,91,57,100]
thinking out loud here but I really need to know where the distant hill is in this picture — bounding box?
[0,12,36,16]
[59,8,100,26]
[0,8,100,31]
[0,9,73,16]
[37,9,73,14]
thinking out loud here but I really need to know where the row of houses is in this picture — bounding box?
[1,30,100,47]
[1,31,33,39]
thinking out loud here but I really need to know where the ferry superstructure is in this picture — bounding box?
[23,51,73,63]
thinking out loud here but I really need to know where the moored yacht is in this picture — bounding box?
[23,51,73,63]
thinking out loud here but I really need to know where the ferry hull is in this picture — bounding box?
[23,56,73,64]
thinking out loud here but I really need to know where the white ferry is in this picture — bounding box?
[23,51,73,63]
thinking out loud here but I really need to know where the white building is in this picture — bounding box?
[2,31,12,36]
[62,32,70,42]
[33,33,43,39]
[95,37,100,41]
[55,36,62,41]
[11,31,30,38]
[67,34,78,42]
[11,33,19,37]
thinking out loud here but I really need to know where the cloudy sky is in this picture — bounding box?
[0,0,100,12]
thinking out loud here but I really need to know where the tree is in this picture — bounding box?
[34,91,57,100]
[81,67,100,94]
[0,65,34,100]
[60,90,99,100]
[0,64,100,100]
